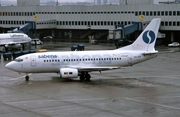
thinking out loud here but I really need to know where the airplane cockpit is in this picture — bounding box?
[14,58,23,62]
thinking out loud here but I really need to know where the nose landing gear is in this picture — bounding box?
[25,76,29,81]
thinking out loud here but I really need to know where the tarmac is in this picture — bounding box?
[0,41,180,117]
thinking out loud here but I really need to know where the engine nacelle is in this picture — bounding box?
[60,68,78,78]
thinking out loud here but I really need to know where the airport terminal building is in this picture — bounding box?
[0,0,180,44]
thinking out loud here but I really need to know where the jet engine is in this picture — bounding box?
[60,68,78,78]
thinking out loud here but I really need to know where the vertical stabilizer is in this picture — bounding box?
[118,18,161,52]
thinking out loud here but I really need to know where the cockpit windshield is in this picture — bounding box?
[14,58,23,62]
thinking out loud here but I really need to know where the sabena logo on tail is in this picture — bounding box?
[142,30,156,44]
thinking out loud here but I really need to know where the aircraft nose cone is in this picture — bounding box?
[6,62,12,69]
[5,62,16,71]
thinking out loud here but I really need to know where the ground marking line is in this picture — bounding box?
[125,98,180,110]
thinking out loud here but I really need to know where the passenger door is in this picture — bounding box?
[31,55,36,67]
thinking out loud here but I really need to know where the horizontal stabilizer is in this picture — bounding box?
[142,51,158,55]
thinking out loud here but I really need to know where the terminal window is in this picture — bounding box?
[135,12,138,16]
[173,22,176,26]
[161,11,164,16]
[169,22,172,26]
[173,11,176,15]
[150,11,153,16]
[177,11,180,15]
[165,11,168,16]
[165,21,168,26]
[154,11,156,16]
[177,22,180,26]
[169,11,172,16]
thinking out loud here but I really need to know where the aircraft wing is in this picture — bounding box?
[64,65,120,72]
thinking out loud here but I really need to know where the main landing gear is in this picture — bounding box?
[79,72,91,81]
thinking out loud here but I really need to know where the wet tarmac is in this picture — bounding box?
[0,41,180,117]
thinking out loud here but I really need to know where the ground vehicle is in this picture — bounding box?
[31,38,43,45]
[90,39,99,44]
[168,42,180,47]
[43,36,52,39]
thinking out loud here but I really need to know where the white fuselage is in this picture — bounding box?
[0,33,31,46]
[6,50,157,73]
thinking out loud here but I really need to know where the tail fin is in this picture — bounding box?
[118,18,161,52]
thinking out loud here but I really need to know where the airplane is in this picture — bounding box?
[6,18,161,81]
[0,33,31,52]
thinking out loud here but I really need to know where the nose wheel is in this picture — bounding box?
[25,76,29,81]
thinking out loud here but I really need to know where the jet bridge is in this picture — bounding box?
[109,22,142,40]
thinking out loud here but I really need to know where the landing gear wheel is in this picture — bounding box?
[85,74,91,81]
[80,74,85,81]
[79,72,91,81]
[25,76,29,81]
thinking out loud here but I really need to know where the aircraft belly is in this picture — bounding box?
[22,62,59,73]
[25,67,58,73]
[37,65,58,73]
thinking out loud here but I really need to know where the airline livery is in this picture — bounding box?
[0,33,31,51]
[6,18,161,81]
